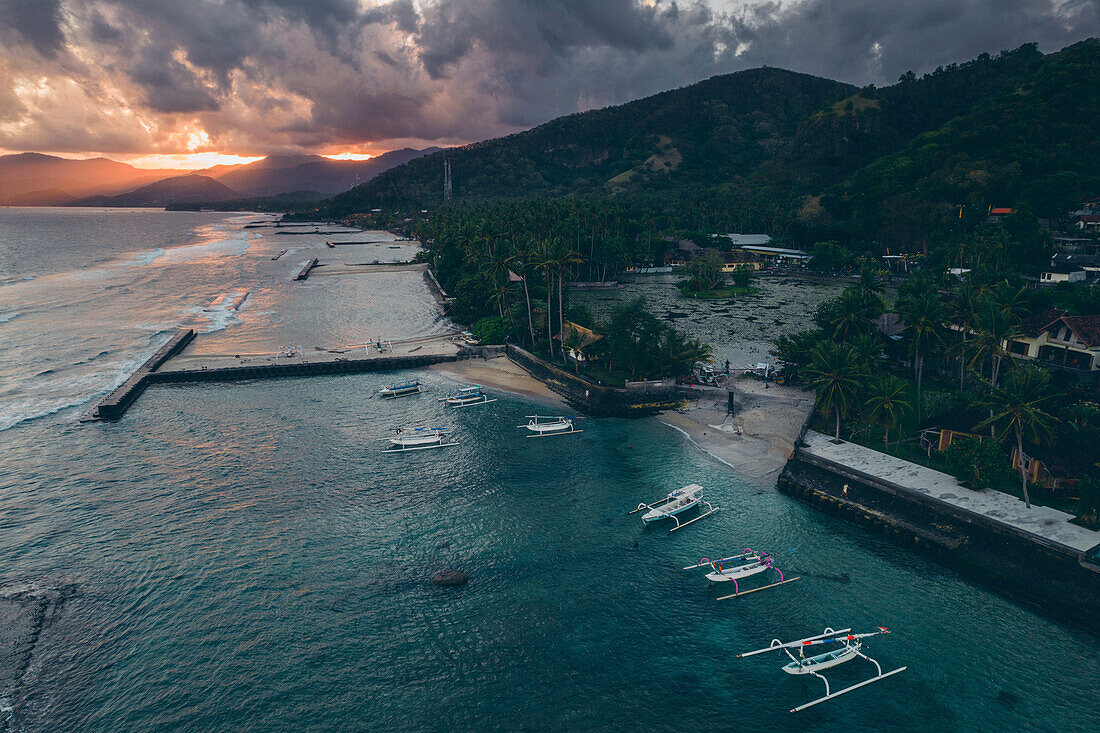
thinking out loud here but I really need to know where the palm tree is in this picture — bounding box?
[848,331,882,376]
[804,342,862,441]
[864,377,913,452]
[854,262,885,314]
[976,366,1058,508]
[552,241,583,345]
[898,291,946,422]
[514,254,537,348]
[831,289,874,342]
[533,239,558,357]
[948,282,980,390]
[989,281,1029,325]
[969,302,1019,388]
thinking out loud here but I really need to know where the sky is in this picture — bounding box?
[0,0,1097,168]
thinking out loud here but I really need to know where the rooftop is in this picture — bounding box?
[1062,315,1100,348]
[556,321,603,348]
[720,233,773,246]
[1020,308,1067,337]
[740,245,810,258]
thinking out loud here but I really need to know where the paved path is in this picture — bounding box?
[159,332,466,374]
[799,430,1100,553]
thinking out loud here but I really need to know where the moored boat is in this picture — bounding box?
[629,483,719,531]
[377,380,422,399]
[381,426,457,452]
[517,415,582,437]
[441,385,497,408]
[738,626,907,713]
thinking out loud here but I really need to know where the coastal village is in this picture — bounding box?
[3,20,1099,730]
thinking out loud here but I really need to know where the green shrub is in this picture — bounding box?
[472,316,507,345]
[944,437,1015,489]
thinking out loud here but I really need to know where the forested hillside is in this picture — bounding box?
[324,40,1099,255]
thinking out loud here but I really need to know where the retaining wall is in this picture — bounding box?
[505,344,699,416]
[778,456,1100,630]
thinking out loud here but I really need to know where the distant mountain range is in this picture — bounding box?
[0,147,440,207]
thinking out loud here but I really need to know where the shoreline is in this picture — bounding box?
[656,377,815,483]
[429,356,567,408]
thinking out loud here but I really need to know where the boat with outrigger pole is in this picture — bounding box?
[683,548,800,599]
[439,385,497,408]
[376,380,423,399]
[629,484,719,531]
[380,426,458,452]
[738,626,906,713]
[517,415,582,437]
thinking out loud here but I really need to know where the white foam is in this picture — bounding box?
[0,311,20,324]
[126,248,166,266]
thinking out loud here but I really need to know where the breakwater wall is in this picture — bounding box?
[152,351,471,384]
[294,258,319,281]
[423,270,453,313]
[505,344,700,417]
[84,328,196,421]
[778,456,1100,630]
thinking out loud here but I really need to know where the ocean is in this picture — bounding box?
[0,208,1097,732]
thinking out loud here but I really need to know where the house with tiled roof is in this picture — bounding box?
[554,321,604,364]
[1004,309,1100,373]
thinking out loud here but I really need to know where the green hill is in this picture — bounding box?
[325,40,1099,255]
[331,67,855,207]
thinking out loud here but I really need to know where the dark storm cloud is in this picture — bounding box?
[416,0,677,79]
[0,0,1097,155]
[0,0,66,57]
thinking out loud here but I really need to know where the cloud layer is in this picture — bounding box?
[0,0,1096,156]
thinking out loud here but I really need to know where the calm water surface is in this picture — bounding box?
[0,208,1097,732]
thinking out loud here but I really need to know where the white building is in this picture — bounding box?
[1039,264,1087,284]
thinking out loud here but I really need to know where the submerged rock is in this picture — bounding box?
[432,570,469,587]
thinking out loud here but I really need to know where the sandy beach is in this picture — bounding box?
[434,356,812,484]
[657,377,815,483]
[430,355,567,407]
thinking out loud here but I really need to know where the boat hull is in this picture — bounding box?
[782,646,858,675]
[642,497,699,523]
[705,561,769,583]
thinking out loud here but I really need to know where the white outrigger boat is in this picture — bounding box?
[629,484,719,531]
[376,380,423,399]
[738,627,906,713]
[683,548,800,599]
[380,426,457,452]
[439,385,497,408]
[517,415,582,438]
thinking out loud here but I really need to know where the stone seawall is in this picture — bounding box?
[505,344,700,416]
[778,457,1100,629]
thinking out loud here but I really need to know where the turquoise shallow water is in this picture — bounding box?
[1,209,1098,731]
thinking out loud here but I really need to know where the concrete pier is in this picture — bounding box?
[82,329,196,421]
[779,430,1100,629]
[293,258,319,281]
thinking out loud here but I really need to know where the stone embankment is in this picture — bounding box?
[779,431,1100,629]
[505,344,700,416]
